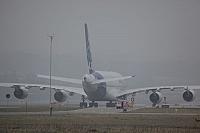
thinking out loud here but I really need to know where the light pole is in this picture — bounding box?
[48,33,55,116]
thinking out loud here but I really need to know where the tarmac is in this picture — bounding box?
[0,106,139,115]
[0,106,200,116]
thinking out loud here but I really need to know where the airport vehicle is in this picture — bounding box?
[0,24,200,107]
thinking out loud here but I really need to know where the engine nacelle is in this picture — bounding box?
[54,90,68,102]
[13,86,28,99]
[149,92,162,105]
[183,90,195,102]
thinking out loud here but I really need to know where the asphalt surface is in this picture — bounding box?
[0,106,200,116]
[0,107,140,115]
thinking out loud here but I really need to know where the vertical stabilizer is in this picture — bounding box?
[84,23,94,74]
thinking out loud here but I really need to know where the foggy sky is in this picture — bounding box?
[0,0,200,88]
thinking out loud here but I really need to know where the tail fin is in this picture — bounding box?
[84,23,94,74]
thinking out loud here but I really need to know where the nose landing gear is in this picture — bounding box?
[80,95,87,108]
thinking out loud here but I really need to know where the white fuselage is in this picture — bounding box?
[82,71,123,101]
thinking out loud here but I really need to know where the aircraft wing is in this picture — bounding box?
[91,75,135,84]
[116,85,200,97]
[0,83,86,96]
[37,74,82,84]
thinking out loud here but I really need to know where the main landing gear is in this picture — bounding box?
[106,101,116,107]
[89,101,98,107]
[79,96,99,108]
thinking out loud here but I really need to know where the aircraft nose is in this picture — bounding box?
[83,74,94,83]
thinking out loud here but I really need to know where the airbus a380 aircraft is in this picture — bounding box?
[0,24,200,107]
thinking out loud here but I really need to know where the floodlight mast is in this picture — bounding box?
[48,33,55,116]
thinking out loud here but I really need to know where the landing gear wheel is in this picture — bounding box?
[80,102,87,108]
[89,102,98,107]
[106,101,116,107]
[94,102,98,107]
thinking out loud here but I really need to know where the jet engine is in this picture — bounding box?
[13,86,28,99]
[54,90,68,102]
[149,92,162,105]
[183,90,195,102]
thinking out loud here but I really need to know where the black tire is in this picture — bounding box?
[106,102,116,107]
[89,102,98,107]
[94,103,98,107]
[80,102,87,108]
[89,103,93,107]
[83,102,87,108]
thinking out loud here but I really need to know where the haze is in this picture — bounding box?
[0,0,200,105]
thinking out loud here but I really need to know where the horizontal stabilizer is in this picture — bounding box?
[91,75,135,84]
[37,74,82,84]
